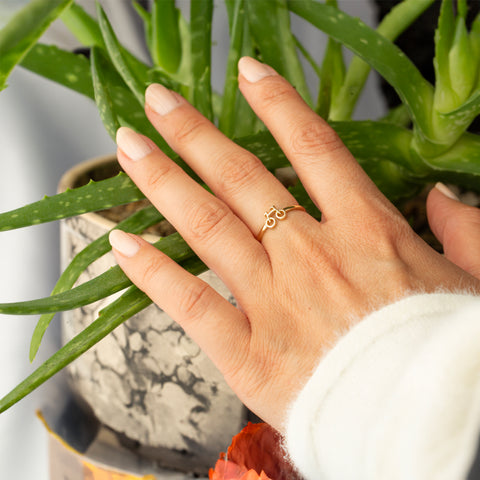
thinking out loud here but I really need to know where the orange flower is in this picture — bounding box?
[209,423,303,480]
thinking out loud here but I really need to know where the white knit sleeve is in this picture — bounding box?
[285,293,480,480]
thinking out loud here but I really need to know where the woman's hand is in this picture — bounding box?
[109,57,480,431]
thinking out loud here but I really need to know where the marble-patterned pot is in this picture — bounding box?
[58,155,247,475]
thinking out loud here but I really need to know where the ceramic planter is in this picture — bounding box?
[58,155,247,475]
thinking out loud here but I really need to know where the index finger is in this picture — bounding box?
[237,57,384,220]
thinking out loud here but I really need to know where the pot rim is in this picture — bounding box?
[57,154,159,242]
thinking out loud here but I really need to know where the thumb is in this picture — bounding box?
[426,183,480,280]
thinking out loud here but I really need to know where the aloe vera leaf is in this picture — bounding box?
[379,104,412,128]
[288,1,434,137]
[0,230,196,316]
[151,0,182,73]
[317,35,345,120]
[190,0,214,120]
[132,1,153,53]
[433,0,457,112]
[62,3,148,87]
[148,68,185,93]
[231,11,262,137]
[0,250,207,414]
[20,44,94,99]
[91,46,121,139]
[0,266,131,315]
[20,43,170,154]
[448,16,476,105]
[96,3,147,106]
[293,35,322,80]
[329,0,436,121]
[421,130,480,185]
[330,120,419,172]
[235,121,419,174]
[457,0,468,20]
[329,122,422,200]
[431,89,480,154]
[246,0,311,105]
[0,286,148,413]
[470,12,480,77]
[0,0,73,91]
[315,0,343,119]
[60,2,104,47]
[0,173,144,232]
[219,0,245,136]
[29,205,163,362]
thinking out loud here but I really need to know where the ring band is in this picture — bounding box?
[256,205,306,241]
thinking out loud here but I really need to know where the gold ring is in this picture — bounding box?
[256,205,306,241]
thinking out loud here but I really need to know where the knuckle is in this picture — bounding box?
[145,161,177,190]
[215,151,267,198]
[184,200,233,242]
[364,213,412,260]
[289,120,345,159]
[173,115,208,145]
[177,281,212,323]
[258,80,296,111]
[139,256,169,287]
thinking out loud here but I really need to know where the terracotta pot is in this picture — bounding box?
[58,155,247,475]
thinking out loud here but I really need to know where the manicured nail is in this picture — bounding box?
[116,127,153,161]
[435,182,459,201]
[238,56,277,83]
[145,83,182,115]
[109,230,141,257]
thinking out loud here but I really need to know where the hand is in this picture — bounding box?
[427,185,480,280]
[109,57,480,431]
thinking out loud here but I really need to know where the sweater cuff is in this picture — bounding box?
[285,293,480,480]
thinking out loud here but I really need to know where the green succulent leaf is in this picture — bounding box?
[21,43,94,99]
[421,130,480,188]
[29,205,163,362]
[96,3,148,106]
[329,0,436,120]
[0,0,73,91]
[223,1,260,137]
[0,231,196,316]
[91,46,121,139]
[190,0,214,120]
[288,1,434,141]
[60,2,104,48]
[317,36,345,119]
[0,249,208,414]
[21,43,171,154]
[151,0,182,73]
[0,286,148,413]
[470,12,480,76]
[219,0,245,136]
[433,0,457,112]
[0,266,131,315]
[0,173,144,232]
[448,16,476,105]
[247,0,311,105]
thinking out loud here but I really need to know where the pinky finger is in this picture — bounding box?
[108,229,251,374]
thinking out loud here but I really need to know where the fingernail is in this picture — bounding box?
[146,83,182,115]
[435,182,459,201]
[109,230,141,257]
[116,127,153,161]
[238,56,277,83]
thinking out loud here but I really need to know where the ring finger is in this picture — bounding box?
[144,83,300,237]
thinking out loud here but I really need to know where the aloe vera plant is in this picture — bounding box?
[1,0,479,413]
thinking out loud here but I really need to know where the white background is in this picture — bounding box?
[0,1,383,478]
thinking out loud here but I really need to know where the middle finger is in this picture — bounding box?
[144,83,297,236]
